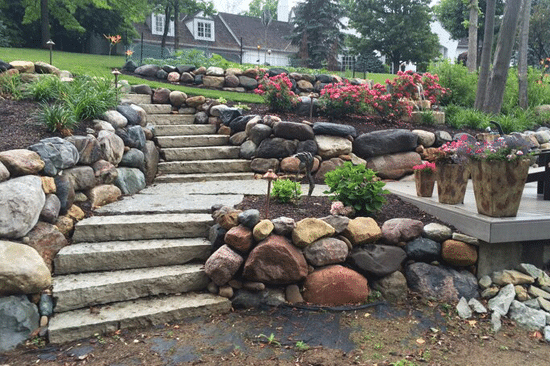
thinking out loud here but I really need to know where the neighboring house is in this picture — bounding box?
[133,6,298,67]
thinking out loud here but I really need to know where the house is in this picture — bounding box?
[133,2,298,67]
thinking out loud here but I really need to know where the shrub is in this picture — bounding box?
[318,82,369,117]
[39,103,77,133]
[323,162,389,215]
[428,60,477,107]
[0,73,22,99]
[25,75,68,102]
[446,107,491,130]
[255,73,299,112]
[65,75,117,121]
[271,179,302,203]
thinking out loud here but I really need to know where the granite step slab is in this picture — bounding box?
[154,124,217,136]
[156,135,229,148]
[54,238,212,274]
[49,293,231,344]
[72,213,212,243]
[148,114,195,125]
[120,94,151,105]
[158,159,251,175]
[53,264,209,312]
[154,172,255,183]
[163,146,240,161]
[137,104,172,114]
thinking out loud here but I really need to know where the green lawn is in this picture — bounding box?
[1,47,393,103]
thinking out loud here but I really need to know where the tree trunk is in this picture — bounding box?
[299,32,309,67]
[474,0,496,110]
[161,6,172,58]
[518,0,532,109]
[482,0,522,115]
[174,2,180,51]
[467,0,478,72]
[40,0,50,48]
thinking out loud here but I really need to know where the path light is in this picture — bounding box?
[262,169,278,219]
[46,40,55,65]
[257,45,261,65]
[112,68,121,102]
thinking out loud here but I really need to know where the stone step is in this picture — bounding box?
[120,94,151,105]
[54,238,212,275]
[138,104,172,114]
[48,293,231,344]
[154,124,217,136]
[148,114,195,125]
[154,172,255,183]
[163,146,240,161]
[53,264,209,312]
[72,213,213,243]
[156,135,229,148]
[158,159,251,175]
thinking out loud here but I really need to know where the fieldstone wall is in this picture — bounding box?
[205,207,480,308]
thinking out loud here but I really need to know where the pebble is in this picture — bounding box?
[285,284,304,304]
[218,285,234,299]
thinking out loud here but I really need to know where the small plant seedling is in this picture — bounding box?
[295,341,310,351]
[216,97,227,104]
[258,333,281,347]
[234,103,251,110]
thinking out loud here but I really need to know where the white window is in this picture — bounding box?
[195,20,214,41]
[341,55,355,70]
[152,13,174,37]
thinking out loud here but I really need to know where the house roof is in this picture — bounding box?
[217,12,297,53]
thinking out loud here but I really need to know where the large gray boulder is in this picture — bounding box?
[134,64,160,77]
[27,137,79,176]
[256,138,298,159]
[102,110,128,129]
[0,296,40,352]
[117,105,141,126]
[114,167,146,195]
[98,130,125,166]
[313,122,357,138]
[0,241,51,295]
[119,148,145,172]
[142,141,159,185]
[248,124,273,145]
[65,135,102,165]
[353,129,418,159]
[348,244,407,277]
[54,174,75,215]
[273,121,315,141]
[63,166,96,191]
[0,176,45,239]
[0,149,45,176]
[405,262,479,302]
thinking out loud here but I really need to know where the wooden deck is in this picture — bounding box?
[384,179,550,244]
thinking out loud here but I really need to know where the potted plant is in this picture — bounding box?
[434,136,470,204]
[465,136,532,217]
[412,162,436,197]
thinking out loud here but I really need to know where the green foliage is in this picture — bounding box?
[419,110,436,125]
[0,73,23,99]
[349,0,440,73]
[323,162,389,215]
[38,102,78,132]
[428,60,477,107]
[258,333,281,347]
[445,106,491,130]
[234,103,251,111]
[25,75,68,102]
[0,19,10,47]
[271,179,302,203]
[145,50,238,70]
[354,51,386,73]
[243,0,279,20]
[65,76,117,121]
[295,341,310,351]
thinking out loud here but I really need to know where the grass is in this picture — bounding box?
[1,46,394,103]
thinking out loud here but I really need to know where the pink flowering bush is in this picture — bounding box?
[254,73,299,112]
[412,162,436,173]
[386,70,450,106]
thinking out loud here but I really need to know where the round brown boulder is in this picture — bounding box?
[303,265,369,305]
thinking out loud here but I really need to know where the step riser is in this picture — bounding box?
[48,294,231,344]
[158,161,251,174]
[154,173,255,183]
[54,239,211,274]
[164,147,240,161]
[121,94,151,104]
[54,266,209,312]
[154,125,217,136]
[73,214,213,243]
[138,104,172,114]
[148,115,195,125]
[157,135,229,148]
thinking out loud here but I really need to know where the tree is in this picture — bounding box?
[289,0,346,69]
[477,0,522,114]
[474,0,495,110]
[466,0,478,72]
[21,0,150,48]
[530,0,550,62]
[349,0,440,74]
[518,0,532,109]
[243,0,278,20]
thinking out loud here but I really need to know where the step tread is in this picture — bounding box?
[156,135,229,148]
[158,159,252,174]
[48,293,231,344]
[54,238,211,274]
[154,125,217,136]
[163,146,240,161]
[53,264,209,312]
[154,172,255,183]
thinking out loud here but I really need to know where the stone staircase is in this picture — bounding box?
[135,94,253,183]
[47,94,259,343]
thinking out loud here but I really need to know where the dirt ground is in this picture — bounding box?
[2,297,548,366]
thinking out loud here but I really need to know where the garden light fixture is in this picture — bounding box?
[46,39,55,65]
[262,169,278,219]
[112,68,121,101]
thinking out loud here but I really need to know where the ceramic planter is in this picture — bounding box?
[435,161,469,204]
[414,170,436,197]
[469,158,530,217]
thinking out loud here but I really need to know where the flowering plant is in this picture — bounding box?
[104,34,121,56]
[385,70,449,107]
[434,135,470,164]
[254,73,298,112]
[463,136,532,161]
[318,82,370,117]
[412,162,436,173]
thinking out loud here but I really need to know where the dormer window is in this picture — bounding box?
[195,19,214,41]
[152,13,174,37]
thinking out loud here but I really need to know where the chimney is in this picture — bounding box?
[278,0,289,22]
